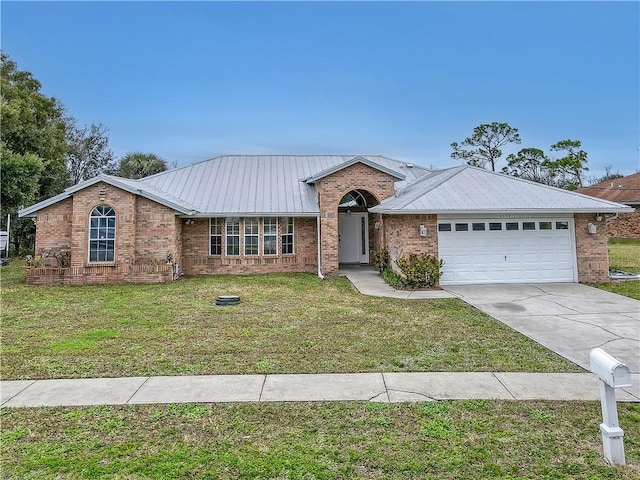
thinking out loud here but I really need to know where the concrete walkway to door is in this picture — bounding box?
[445,283,640,377]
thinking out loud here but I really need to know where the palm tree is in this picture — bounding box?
[117,152,169,179]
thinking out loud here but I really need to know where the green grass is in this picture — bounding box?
[2,401,639,479]
[0,260,580,380]
[609,238,640,274]
[593,238,640,300]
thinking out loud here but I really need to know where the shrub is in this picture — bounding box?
[395,253,444,288]
[381,268,404,289]
[372,247,390,272]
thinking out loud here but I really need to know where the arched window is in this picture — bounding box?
[89,205,115,262]
[339,190,367,208]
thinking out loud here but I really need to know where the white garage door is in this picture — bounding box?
[438,218,577,285]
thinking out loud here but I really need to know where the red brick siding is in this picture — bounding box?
[575,213,609,283]
[69,183,137,268]
[383,214,438,274]
[34,198,73,266]
[26,265,173,285]
[134,196,179,266]
[181,217,318,275]
[315,163,396,275]
[606,210,640,238]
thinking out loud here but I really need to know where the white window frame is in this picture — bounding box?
[209,218,223,256]
[244,217,259,256]
[226,217,240,256]
[88,205,116,263]
[281,217,295,255]
[263,217,278,256]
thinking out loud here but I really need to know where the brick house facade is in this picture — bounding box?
[20,155,631,286]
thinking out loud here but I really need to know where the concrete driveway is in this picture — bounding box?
[444,283,640,375]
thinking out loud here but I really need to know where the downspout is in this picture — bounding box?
[316,215,324,279]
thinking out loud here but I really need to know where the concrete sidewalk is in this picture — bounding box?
[2,372,639,408]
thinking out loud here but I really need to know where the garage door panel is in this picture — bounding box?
[438,218,576,285]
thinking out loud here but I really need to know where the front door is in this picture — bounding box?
[338,213,369,264]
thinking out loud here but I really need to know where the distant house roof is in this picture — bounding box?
[370,166,635,215]
[576,172,640,205]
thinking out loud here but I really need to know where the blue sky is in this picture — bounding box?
[2,1,639,178]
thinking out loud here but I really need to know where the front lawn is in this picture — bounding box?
[594,238,640,300]
[0,262,580,380]
[2,401,639,479]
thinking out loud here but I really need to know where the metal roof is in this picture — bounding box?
[139,155,427,216]
[18,175,197,217]
[370,166,635,215]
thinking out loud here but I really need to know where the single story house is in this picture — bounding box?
[19,155,633,286]
[576,172,640,238]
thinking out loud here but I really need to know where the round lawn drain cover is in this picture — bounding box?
[215,295,240,306]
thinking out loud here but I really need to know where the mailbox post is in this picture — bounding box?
[589,348,632,465]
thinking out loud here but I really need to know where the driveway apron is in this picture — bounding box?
[444,283,640,381]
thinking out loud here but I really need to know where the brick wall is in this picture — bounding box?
[181,217,318,275]
[34,198,73,267]
[315,163,396,275]
[134,196,180,266]
[383,214,438,273]
[606,210,640,238]
[575,213,609,283]
[69,183,137,268]
[33,182,180,285]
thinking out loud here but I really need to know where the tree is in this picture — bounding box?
[501,148,555,185]
[116,152,169,179]
[549,139,589,189]
[588,165,623,185]
[451,122,521,171]
[66,120,116,185]
[1,52,68,252]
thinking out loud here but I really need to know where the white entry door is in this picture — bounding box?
[338,213,369,264]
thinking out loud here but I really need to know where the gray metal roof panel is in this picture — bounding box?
[141,155,427,215]
[18,175,196,217]
[371,166,635,214]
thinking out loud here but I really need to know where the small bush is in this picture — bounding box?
[372,247,389,272]
[395,253,444,288]
[381,268,404,289]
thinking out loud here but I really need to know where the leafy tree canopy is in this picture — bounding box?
[117,152,169,179]
[549,139,589,189]
[66,121,116,185]
[451,122,521,171]
[1,52,70,252]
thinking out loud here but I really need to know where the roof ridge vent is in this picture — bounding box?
[405,163,414,168]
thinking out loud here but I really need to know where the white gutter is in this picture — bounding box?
[316,215,324,279]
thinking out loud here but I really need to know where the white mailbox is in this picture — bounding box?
[589,348,632,465]
[590,348,632,388]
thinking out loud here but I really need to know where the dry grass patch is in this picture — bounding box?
[1,262,580,380]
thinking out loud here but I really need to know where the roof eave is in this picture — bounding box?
[304,156,405,184]
[370,207,636,215]
[18,175,195,217]
[179,212,321,218]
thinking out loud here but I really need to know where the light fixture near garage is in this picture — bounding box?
[419,224,427,237]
